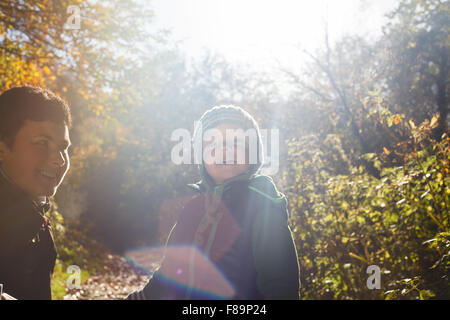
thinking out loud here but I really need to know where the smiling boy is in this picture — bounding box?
[128,105,300,300]
[0,86,71,300]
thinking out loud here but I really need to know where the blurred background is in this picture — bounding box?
[0,0,448,299]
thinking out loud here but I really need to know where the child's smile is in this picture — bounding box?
[0,120,71,200]
[203,124,249,185]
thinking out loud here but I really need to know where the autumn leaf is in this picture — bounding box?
[430,115,439,128]
[42,66,52,76]
[392,114,402,125]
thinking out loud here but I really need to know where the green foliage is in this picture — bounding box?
[1,0,448,300]
[280,116,449,299]
[46,200,109,299]
[51,261,90,300]
[383,0,449,134]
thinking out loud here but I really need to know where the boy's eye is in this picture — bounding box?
[36,140,48,146]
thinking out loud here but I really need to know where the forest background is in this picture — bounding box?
[0,0,448,299]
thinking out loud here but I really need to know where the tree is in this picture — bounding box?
[383,0,449,137]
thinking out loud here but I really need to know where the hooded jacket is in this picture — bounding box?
[0,169,57,300]
[128,105,299,300]
[128,172,300,300]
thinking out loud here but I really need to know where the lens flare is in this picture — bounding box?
[125,245,235,299]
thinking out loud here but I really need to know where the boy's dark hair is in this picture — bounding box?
[0,86,72,147]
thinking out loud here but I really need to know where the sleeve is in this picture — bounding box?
[126,223,178,300]
[126,194,201,300]
[250,177,300,300]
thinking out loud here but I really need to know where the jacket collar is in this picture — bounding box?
[188,167,256,199]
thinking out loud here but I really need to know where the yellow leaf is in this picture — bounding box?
[42,66,52,76]
[393,115,401,125]
[430,115,439,128]
[349,252,370,264]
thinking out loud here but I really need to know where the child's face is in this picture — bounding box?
[203,124,249,185]
[0,120,71,200]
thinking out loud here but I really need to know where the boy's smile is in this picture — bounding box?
[0,120,71,200]
[203,124,249,185]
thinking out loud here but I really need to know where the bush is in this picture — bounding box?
[280,115,449,299]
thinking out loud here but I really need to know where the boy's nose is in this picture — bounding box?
[222,146,239,164]
[51,150,66,167]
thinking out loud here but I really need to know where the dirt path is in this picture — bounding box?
[63,254,159,300]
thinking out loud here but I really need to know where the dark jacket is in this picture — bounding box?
[0,172,57,300]
[128,174,300,300]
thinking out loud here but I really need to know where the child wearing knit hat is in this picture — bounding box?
[192,105,264,186]
[127,105,300,300]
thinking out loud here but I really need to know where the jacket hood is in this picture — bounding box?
[192,105,265,184]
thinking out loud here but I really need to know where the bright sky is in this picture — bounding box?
[150,0,399,71]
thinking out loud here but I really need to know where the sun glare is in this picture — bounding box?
[151,0,398,69]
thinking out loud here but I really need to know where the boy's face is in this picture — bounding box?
[0,120,71,200]
[203,124,249,185]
